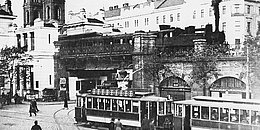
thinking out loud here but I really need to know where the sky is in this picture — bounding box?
[0,0,146,27]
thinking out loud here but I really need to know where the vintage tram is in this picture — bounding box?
[75,89,174,129]
[173,96,260,130]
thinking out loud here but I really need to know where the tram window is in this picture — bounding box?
[176,104,182,117]
[133,101,139,113]
[230,109,239,123]
[118,100,124,112]
[105,99,111,110]
[201,106,209,119]
[211,107,219,121]
[251,110,260,125]
[112,99,117,111]
[192,106,200,119]
[166,102,172,114]
[240,109,249,124]
[93,98,98,109]
[220,108,229,122]
[99,98,104,110]
[87,97,92,108]
[159,102,165,115]
[126,100,131,112]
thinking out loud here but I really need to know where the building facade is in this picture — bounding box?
[104,0,260,56]
[11,0,65,98]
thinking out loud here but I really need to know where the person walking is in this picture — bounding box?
[32,99,39,112]
[115,118,122,130]
[64,96,68,109]
[29,102,37,117]
[141,115,150,130]
[109,118,115,130]
[31,120,42,130]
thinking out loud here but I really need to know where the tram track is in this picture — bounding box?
[53,108,80,130]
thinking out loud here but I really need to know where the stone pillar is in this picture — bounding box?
[132,31,157,91]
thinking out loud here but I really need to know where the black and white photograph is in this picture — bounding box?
[0,0,260,130]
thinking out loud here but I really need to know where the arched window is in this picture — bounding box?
[46,6,50,19]
[26,10,30,24]
[54,6,61,20]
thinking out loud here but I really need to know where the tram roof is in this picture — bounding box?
[192,96,260,105]
[175,97,260,110]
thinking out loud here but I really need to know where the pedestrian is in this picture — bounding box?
[141,115,149,130]
[31,120,42,130]
[1,92,6,105]
[109,117,115,130]
[6,92,11,104]
[64,96,68,109]
[149,118,155,130]
[29,102,37,116]
[115,118,122,130]
[163,117,172,130]
[32,99,39,112]
[14,93,19,104]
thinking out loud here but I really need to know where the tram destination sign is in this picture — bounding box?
[91,89,135,97]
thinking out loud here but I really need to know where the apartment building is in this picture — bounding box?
[104,0,260,55]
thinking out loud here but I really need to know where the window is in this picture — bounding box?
[144,18,149,26]
[48,34,51,44]
[159,102,164,114]
[46,6,50,19]
[222,6,226,14]
[134,20,138,27]
[125,21,129,28]
[99,98,104,110]
[247,22,251,33]
[211,107,219,120]
[112,99,117,111]
[201,9,204,18]
[193,11,196,19]
[251,110,260,125]
[49,75,51,85]
[230,109,239,123]
[240,109,250,124]
[235,39,241,50]
[156,16,159,24]
[26,10,30,24]
[170,14,173,22]
[176,104,182,116]
[201,106,209,119]
[163,15,166,23]
[30,32,35,50]
[36,81,39,88]
[118,100,124,111]
[17,34,21,48]
[76,81,80,90]
[247,5,251,14]
[125,100,131,112]
[105,99,111,110]
[220,108,229,122]
[133,101,139,113]
[192,106,200,119]
[209,8,213,16]
[93,98,98,109]
[177,13,180,21]
[87,97,92,108]
[222,22,226,32]
[235,5,239,13]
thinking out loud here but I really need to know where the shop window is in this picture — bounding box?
[230,108,239,123]
[211,107,219,120]
[192,106,200,119]
[201,106,209,119]
[220,108,229,122]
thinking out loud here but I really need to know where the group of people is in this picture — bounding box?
[29,99,39,116]
[141,115,155,130]
[109,118,123,130]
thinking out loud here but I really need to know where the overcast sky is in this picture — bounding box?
[0,0,146,27]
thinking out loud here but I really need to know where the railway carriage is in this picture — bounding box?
[173,96,260,130]
[75,89,174,129]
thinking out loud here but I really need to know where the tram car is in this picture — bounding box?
[173,96,260,130]
[75,89,174,129]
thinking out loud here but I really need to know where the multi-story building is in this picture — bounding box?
[104,0,260,55]
[0,0,17,94]
[13,0,65,98]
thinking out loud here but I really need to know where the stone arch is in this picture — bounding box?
[209,76,247,98]
[159,76,191,101]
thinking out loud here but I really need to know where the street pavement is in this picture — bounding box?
[0,101,98,130]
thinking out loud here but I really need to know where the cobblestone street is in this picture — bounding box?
[0,101,94,130]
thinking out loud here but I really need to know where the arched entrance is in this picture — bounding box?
[209,76,247,99]
[159,76,191,101]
